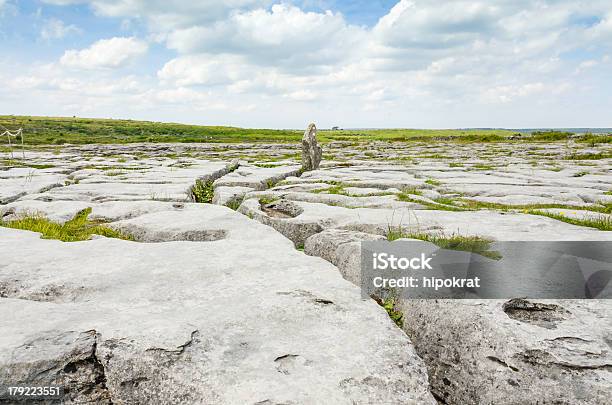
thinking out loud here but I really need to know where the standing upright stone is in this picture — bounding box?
[301,123,322,171]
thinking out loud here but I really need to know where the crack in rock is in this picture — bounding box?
[145,330,200,356]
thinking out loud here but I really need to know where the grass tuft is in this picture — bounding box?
[1,159,55,169]
[460,199,612,214]
[472,163,494,170]
[190,179,215,203]
[572,171,589,177]
[400,187,423,196]
[396,193,466,212]
[386,227,501,259]
[225,197,243,211]
[258,196,278,205]
[0,208,133,242]
[564,152,611,160]
[527,210,612,231]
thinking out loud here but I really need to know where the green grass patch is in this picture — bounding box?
[564,152,612,160]
[400,187,423,196]
[396,193,466,212]
[105,170,127,177]
[311,181,349,195]
[386,228,501,259]
[225,198,243,211]
[527,210,612,231]
[459,199,612,214]
[0,115,525,145]
[425,179,441,186]
[1,159,55,169]
[419,154,450,159]
[7,115,609,146]
[530,131,574,141]
[572,171,589,177]
[258,196,278,205]
[321,185,346,195]
[0,208,133,242]
[265,178,279,189]
[577,134,612,146]
[190,179,215,203]
[449,162,464,167]
[472,163,494,170]
[433,197,457,206]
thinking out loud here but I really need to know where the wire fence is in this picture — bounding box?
[1,128,25,159]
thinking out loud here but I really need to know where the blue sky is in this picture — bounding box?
[1,0,611,128]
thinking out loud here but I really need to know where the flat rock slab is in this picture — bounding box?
[15,161,232,203]
[401,299,612,405]
[214,165,301,190]
[0,168,67,204]
[241,199,612,242]
[0,204,435,404]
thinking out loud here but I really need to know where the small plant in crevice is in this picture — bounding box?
[425,179,441,186]
[386,224,409,242]
[265,178,278,189]
[190,179,215,203]
[472,163,494,170]
[396,193,466,212]
[295,243,304,251]
[258,196,278,206]
[312,184,347,195]
[400,186,423,196]
[432,197,457,206]
[225,197,243,211]
[372,293,404,328]
[255,163,278,168]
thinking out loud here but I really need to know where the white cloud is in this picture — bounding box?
[40,18,81,40]
[60,37,148,69]
[158,54,250,86]
[576,60,598,73]
[0,0,17,16]
[42,0,271,29]
[165,4,365,70]
[374,0,500,50]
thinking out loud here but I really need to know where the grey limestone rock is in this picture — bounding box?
[301,123,322,171]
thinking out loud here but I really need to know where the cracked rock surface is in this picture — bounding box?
[0,145,435,404]
[2,140,611,404]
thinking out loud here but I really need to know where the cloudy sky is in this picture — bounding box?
[1,1,611,128]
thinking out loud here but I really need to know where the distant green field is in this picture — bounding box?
[0,115,594,145]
